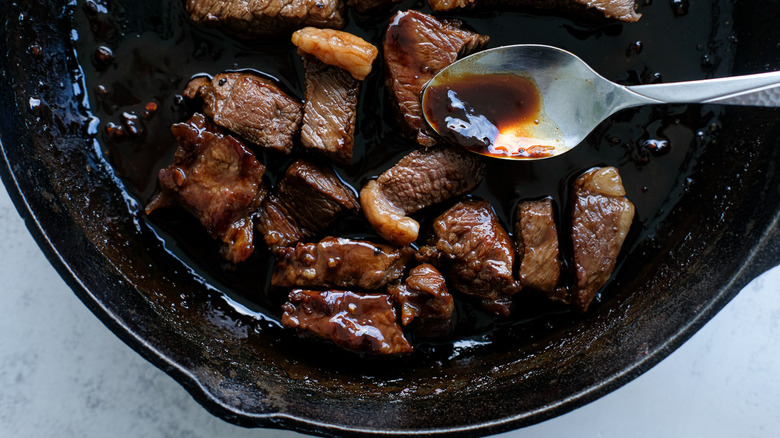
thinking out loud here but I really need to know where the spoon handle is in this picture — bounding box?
[626,71,780,107]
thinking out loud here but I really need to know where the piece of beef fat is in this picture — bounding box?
[515,198,568,303]
[428,0,641,22]
[282,290,413,355]
[292,27,378,81]
[418,200,521,316]
[383,10,489,146]
[360,146,485,245]
[256,159,359,253]
[145,113,266,263]
[571,167,635,312]
[186,0,346,37]
[272,237,413,290]
[183,72,302,154]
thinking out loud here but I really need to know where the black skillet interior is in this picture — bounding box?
[1,0,780,436]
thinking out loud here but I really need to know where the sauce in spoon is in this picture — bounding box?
[423,73,564,159]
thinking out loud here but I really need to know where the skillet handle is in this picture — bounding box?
[627,71,780,107]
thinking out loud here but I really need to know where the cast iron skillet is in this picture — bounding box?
[1,0,779,436]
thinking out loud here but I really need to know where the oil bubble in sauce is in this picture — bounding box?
[423,73,564,159]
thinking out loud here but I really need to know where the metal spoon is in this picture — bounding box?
[421,44,780,160]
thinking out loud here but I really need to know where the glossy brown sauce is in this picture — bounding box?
[424,73,560,158]
[73,0,736,357]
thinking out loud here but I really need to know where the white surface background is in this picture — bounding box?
[1,179,779,438]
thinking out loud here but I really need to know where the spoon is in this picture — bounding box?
[421,44,780,160]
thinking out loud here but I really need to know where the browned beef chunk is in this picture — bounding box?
[571,167,635,312]
[299,55,359,164]
[282,290,413,354]
[257,159,359,253]
[360,146,485,245]
[428,0,641,22]
[185,0,346,38]
[145,113,266,263]
[515,198,568,302]
[256,194,304,252]
[277,160,358,233]
[183,73,302,154]
[387,264,453,326]
[418,200,521,316]
[272,237,413,290]
[347,0,402,13]
[383,10,489,146]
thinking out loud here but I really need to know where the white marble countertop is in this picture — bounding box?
[1,180,779,438]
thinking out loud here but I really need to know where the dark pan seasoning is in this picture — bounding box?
[75,0,737,358]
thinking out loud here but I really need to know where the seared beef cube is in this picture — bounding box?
[515,198,567,302]
[257,159,359,253]
[347,0,402,13]
[256,194,304,251]
[185,0,346,38]
[145,113,266,263]
[183,73,302,154]
[282,290,413,354]
[272,237,413,290]
[428,0,641,22]
[419,200,521,316]
[383,10,489,146]
[571,167,635,312]
[299,55,359,165]
[387,264,453,326]
[277,159,359,234]
[292,27,378,81]
[360,146,485,245]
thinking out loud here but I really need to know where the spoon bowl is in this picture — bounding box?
[422,44,780,160]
